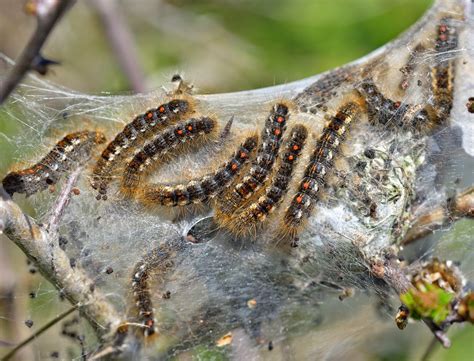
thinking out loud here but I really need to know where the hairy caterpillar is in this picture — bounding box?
[431,17,457,123]
[2,131,106,197]
[228,124,308,235]
[91,98,191,199]
[283,101,362,238]
[121,117,216,196]
[215,103,290,221]
[131,242,185,338]
[137,135,258,207]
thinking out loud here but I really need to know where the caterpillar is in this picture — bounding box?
[357,79,408,127]
[215,103,290,220]
[131,242,184,338]
[399,44,425,91]
[121,117,216,196]
[137,135,258,207]
[229,124,308,235]
[431,17,457,123]
[283,101,361,238]
[357,79,438,131]
[2,131,106,197]
[91,99,191,199]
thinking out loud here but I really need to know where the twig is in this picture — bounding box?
[1,306,77,361]
[88,0,146,93]
[0,242,19,355]
[0,0,77,104]
[420,337,439,361]
[46,167,82,234]
[421,319,451,348]
[0,187,122,340]
[370,256,459,348]
[402,186,474,245]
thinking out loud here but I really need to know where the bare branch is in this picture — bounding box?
[45,167,82,234]
[88,0,146,93]
[402,186,474,245]
[0,0,76,104]
[0,187,122,340]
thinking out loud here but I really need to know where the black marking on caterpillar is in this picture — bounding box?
[232,125,308,231]
[399,44,425,91]
[284,102,361,236]
[121,117,216,195]
[131,242,183,338]
[2,131,106,197]
[138,135,258,206]
[215,103,289,216]
[91,99,190,199]
[431,17,457,123]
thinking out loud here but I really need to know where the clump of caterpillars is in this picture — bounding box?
[1,13,461,342]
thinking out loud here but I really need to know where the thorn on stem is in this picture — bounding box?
[31,54,60,75]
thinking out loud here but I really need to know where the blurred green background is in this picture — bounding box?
[0,0,472,360]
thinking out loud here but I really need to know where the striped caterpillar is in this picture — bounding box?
[214,103,290,223]
[131,242,185,338]
[91,98,192,200]
[2,131,106,197]
[137,135,258,207]
[283,101,361,238]
[121,117,217,196]
[228,124,308,236]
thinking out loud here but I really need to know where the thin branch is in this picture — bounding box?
[402,186,474,245]
[88,0,146,93]
[0,187,122,341]
[1,306,77,361]
[420,337,439,361]
[370,256,458,348]
[45,167,82,234]
[0,0,76,104]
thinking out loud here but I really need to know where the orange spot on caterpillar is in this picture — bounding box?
[296,195,303,204]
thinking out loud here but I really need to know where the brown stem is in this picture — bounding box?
[46,167,82,234]
[371,257,456,348]
[0,0,77,104]
[402,186,474,245]
[0,187,122,341]
[88,0,146,93]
